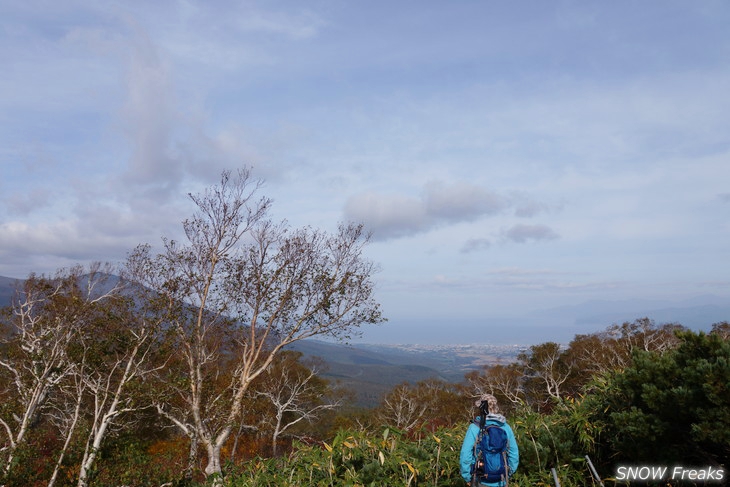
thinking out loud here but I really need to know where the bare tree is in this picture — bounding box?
[466,363,525,411]
[565,319,686,385]
[0,265,121,485]
[74,306,162,487]
[518,342,571,406]
[606,318,684,357]
[566,332,627,375]
[255,352,340,456]
[129,169,384,481]
[711,321,730,340]
[45,358,87,487]
[376,378,470,431]
[376,383,430,432]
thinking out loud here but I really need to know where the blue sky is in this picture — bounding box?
[2,1,729,343]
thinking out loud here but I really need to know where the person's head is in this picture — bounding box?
[474,393,500,415]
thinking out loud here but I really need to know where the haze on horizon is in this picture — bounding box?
[2,1,729,344]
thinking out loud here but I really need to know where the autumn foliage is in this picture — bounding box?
[0,171,727,486]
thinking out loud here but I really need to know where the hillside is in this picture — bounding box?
[287,340,524,407]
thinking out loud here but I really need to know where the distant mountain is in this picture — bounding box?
[356,295,730,345]
[0,275,127,309]
[529,296,730,332]
[0,276,20,307]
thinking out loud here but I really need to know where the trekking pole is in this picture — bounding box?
[470,440,481,487]
[585,455,605,487]
[470,449,479,487]
[471,401,489,487]
[551,467,561,487]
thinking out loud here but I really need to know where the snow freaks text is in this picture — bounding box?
[615,465,724,483]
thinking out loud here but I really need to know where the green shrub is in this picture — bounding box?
[212,422,599,487]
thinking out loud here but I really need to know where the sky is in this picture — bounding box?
[2,1,730,344]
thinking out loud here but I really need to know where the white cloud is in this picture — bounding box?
[118,20,182,190]
[0,219,131,263]
[460,238,492,254]
[343,192,428,240]
[344,181,546,241]
[502,224,560,244]
[423,181,505,219]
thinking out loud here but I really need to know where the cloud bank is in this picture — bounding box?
[344,181,539,241]
[344,181,560,248]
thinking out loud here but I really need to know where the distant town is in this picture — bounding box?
[355,342,527,371]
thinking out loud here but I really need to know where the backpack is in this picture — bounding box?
[473,423,509,484]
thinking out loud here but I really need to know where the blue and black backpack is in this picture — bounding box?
[474,423,509,483]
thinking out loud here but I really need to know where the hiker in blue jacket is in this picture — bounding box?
[460,394,519,486]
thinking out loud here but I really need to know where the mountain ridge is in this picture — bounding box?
[0,276,19,307]
[2,274,727,407]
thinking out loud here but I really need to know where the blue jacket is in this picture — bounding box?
[459,414,519,486]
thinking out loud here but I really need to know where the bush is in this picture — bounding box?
[220,427,462,487]
[596,330,730,466]
[207,419,601,487]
